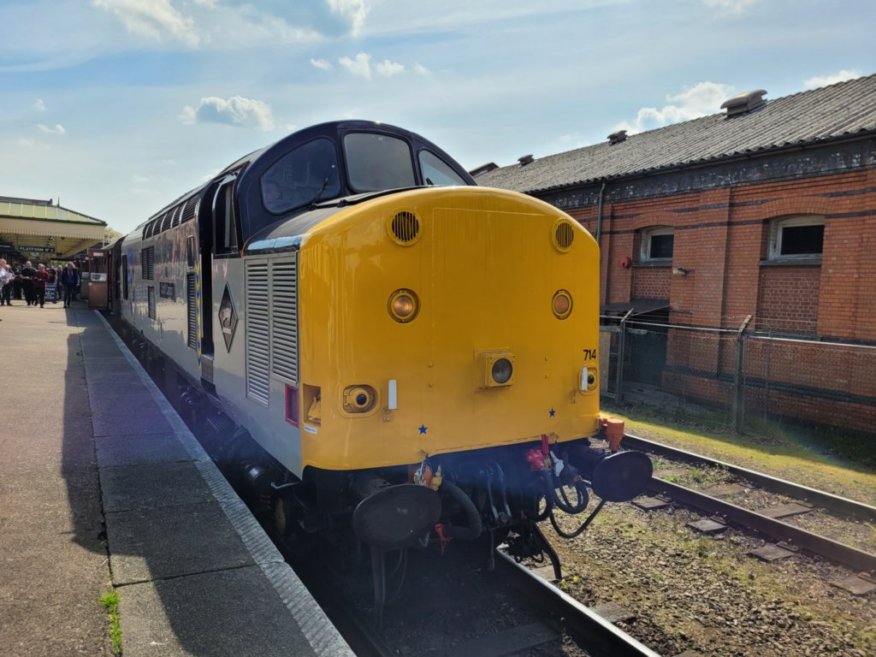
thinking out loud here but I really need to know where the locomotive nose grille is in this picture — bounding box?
[554,221,575,250]
[390,211,420,244]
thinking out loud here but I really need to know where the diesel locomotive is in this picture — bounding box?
[111,120,651,596]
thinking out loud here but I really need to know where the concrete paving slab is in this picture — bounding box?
[92,405,175,436]
[118,567,327,657]
[748,544,796,562]
[100,461,216,512]
[0,464,102,523]
[0,515,107,608]
[633,495,669,510]
[95,430,193,466]
[106,501,254,585]
[830,574,876,596]
[0,598,111,657]
[688,518,727,534]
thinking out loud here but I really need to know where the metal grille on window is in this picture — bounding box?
[246,261,270,405]
[147,286,156,320]
[186,273,197,349]
[271,256,298,384]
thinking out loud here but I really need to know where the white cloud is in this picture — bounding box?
[192,0,216,7]
[310,57,333,71]
[327,0,369,37]
[804,69,861,89]
[702,0,757,12]
[339,52,371,79]
[614,82,734,134]
[375,59,404,76]
[37,123,66,135]
[33,98,46,112]
[180,95,276,131]
[92,0,200,48]
[413,62,430,76]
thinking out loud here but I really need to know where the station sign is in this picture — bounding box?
[20,245,55,253]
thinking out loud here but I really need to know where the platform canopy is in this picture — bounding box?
[0,196,109,261]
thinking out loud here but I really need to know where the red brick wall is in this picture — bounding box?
[563,167,876,432]
[756,266,821,334]
[631,266,671,299]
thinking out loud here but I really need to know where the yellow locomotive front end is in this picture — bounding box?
[297,186,601,471]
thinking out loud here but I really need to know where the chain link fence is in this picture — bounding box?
[600,315,876,434]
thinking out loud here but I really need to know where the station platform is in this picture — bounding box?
[0,301,354,657]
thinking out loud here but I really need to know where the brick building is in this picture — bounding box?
[477,74,876,432]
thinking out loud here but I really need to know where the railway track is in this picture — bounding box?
[285,539,661,657]
[621,432,876,574]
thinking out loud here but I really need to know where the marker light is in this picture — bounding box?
[388,289,420,323]
[552,290,573,319]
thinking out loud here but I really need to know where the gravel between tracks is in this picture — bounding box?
[548,502,875,657]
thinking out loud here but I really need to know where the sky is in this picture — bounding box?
[1,0,875,235]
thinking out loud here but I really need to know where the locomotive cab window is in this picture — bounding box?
[344,132,416,192]
[213,180,239,255]
[419,150,467,186]
[261,138,340,215]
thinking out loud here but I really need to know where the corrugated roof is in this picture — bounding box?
[477,74,876,194]
[0,196,106,225]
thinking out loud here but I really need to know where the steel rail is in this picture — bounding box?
[622,433,876,523]
[497,551,662,657]
[645,478,876,573]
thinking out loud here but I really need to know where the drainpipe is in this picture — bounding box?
[595,182,606,246]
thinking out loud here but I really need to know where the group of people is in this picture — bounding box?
[0,259,82,308]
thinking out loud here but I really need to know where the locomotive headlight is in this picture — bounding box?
[491,358,513,384]
[388,289,420,323]
[552,290,573,319]
[482,352,515,388]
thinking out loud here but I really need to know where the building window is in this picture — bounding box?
[640,227,674,262]
[769,216,824,260]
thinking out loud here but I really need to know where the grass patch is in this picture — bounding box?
[100,591,122,655]
[603,401,876,504]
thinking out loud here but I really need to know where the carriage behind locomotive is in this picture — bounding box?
[101,121,651,565]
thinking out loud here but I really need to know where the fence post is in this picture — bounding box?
[733,315,753,433]
[615,309,634,404]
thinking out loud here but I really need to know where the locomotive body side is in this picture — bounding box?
[119,207,201,384]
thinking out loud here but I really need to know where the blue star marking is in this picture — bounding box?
[418,425,428,435]
[549,408,556,417]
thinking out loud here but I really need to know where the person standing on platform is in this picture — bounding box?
[0,260,12,306]
[34,263,50,308]
[54,265,63,303]
[46,265,56,304]
[61,262,80,308]
[19,261,36,306]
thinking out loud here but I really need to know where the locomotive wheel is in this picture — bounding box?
[273,493,295,538]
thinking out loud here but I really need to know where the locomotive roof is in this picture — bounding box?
[136,120,472,231]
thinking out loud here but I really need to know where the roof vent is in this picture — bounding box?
[721,89,767,117]
[518,154,534,166]
[608,130,628,145]
[469,162,498,177]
